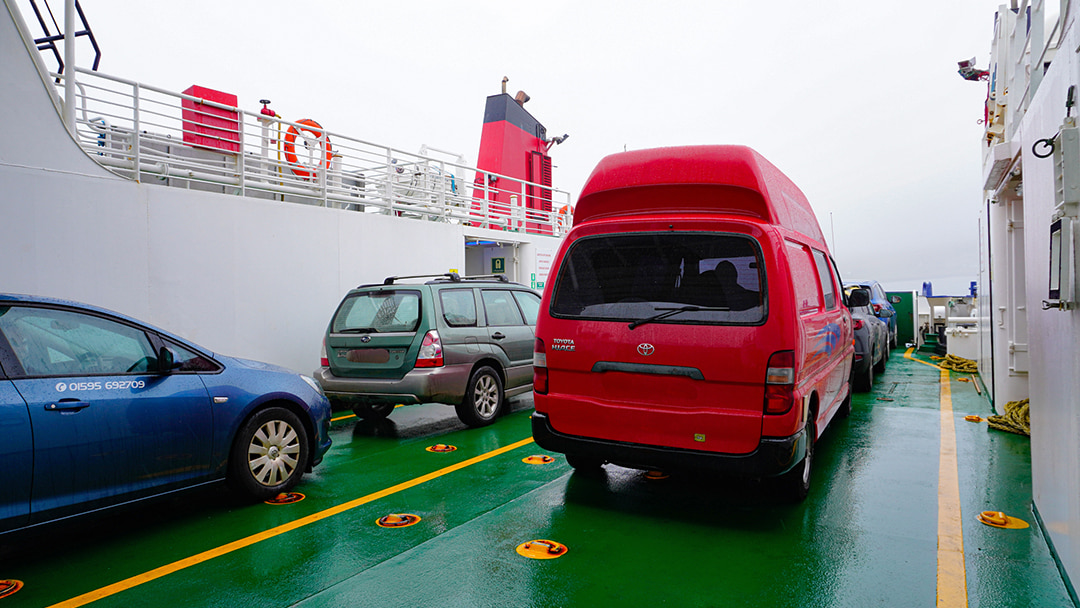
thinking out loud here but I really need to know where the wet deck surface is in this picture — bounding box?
[1,350,1073,607]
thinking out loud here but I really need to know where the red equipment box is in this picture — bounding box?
[181,85,240,153]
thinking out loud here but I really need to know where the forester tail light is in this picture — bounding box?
[320,338,329,367]
[764,350,795,415]
[415,330,444,367]
[533,338,548,394]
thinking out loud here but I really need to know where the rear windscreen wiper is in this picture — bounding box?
[628,305,729,330]
[338,327,379,334]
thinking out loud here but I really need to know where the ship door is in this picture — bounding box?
[465,239,519,282]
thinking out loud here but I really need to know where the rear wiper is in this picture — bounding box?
[338,327,379,334]
[628,305,729,330]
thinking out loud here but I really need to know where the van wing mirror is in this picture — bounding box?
[848,288,871,308]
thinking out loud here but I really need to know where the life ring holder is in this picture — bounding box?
[283,118,333,179]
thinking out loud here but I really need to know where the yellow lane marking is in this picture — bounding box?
[49,437,536,608]
[937,369,968,607]
[331,404,405,423]
[905,347,944,371]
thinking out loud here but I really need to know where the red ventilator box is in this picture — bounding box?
[182,85,240,153]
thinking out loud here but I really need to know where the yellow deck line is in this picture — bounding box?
[937,368,968,607]
[49,437,536,608]
[905,346,944,370]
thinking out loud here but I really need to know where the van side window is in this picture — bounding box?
[812,249,837,310]
[786,242,822,314]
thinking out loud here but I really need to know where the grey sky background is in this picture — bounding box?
[58,0,1001,295]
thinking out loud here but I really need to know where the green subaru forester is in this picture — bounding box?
[315,274,541,427]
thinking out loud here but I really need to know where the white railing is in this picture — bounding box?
[58,67,573,236]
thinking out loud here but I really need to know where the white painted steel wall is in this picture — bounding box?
[0,0,558,375]
[1017,9,1080,588]
[981,1,1080,592]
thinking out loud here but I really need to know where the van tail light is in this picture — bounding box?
[320,338,329,368]
[852,318,864,330]
[415,330,444,367]
[533,338,548,394]
[764,350,795,415]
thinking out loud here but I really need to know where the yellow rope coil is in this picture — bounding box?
[987,399,1030,437]
[939,354,979,373]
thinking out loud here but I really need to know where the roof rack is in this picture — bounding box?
[374,273,511,286]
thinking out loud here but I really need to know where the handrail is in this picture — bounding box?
[56,66,573,237]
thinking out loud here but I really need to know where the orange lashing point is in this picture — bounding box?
[0,580,23,599]
[264,492,305,505]
[516,539,568,560]
[644,471,670,481]
[976,510,1030,529]
[965,415,983,423]
[426,444,458,453]
[377,513,422,528]
[522,455,556,465]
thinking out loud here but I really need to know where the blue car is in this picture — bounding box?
[848,280,897,349]
[0,294,332,535]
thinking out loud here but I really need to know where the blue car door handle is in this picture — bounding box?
[46,399,90,412]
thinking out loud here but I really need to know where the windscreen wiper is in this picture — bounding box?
[338,327,379,334]
[628,305,729,330]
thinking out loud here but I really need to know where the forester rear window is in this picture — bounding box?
[332,290,421,333]
[550,232,765,325]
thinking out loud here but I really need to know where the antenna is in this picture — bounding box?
[830,212,836,254]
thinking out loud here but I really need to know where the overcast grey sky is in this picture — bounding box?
[56,0,1001,295]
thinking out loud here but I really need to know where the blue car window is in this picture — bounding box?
[164,339,220,373]
[0,306,155,377]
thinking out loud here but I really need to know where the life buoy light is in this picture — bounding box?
[283,118,333,179]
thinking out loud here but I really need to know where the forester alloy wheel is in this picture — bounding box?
[455,366,505,427]
[229,407,310,500]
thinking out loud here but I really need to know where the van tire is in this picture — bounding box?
[228,406,310,501]
[854,362,873,392]
[873,343,887,374]
[352,403,395,420]
[455,366,504,427]
[566,453,604,473]
[776,417,815,502]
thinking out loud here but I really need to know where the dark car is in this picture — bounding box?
[0,294,332,535]
[848,280,897,348]
[315,273,541,427]
[845,286,888,391]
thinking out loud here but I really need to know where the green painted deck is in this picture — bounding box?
[0,351,1073,607]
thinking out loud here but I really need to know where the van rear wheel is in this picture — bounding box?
[776,417,815,502]
[455,366,505,427]
[566,453,604,473]
[853,361,873,392]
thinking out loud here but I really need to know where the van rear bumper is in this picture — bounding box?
[531,412,807,478]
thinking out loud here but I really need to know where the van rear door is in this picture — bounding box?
[541,230,775,455]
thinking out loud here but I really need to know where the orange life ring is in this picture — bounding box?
[557,204,574,227]
[283,118,332,179]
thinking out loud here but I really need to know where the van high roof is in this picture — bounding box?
[573,145,825,244]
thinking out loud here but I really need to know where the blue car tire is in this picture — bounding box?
[229,406,311,500]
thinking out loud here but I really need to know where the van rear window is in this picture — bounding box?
[550,232,765,325]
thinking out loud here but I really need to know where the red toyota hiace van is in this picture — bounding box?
[531,146,855,500]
